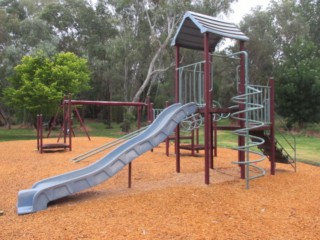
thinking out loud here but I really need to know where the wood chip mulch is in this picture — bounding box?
[0,137,319,239]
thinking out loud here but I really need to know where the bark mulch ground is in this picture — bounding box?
[0,137,319,239]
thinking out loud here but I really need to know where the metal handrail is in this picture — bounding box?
[275,113,297,171]
[71,126,148,163]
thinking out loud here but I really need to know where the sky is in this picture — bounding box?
[217,0,272,49]
[225,0,272,24]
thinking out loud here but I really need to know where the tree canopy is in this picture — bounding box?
[239,0,320,127]
[276,40,320,128]
[3,52,91,122]
[0,0,237,125]
[0,0,319,128]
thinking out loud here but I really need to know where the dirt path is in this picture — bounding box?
[0,137,319,239]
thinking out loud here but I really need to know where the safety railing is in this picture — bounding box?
[178,61,205,105]
[152,108,163,120]
[247,85,271,125]
[275,113,297,171]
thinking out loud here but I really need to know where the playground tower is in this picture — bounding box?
[171,11,291,188]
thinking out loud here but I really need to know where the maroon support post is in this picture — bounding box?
[165,101,170,157]
[175,45,181,173]
[137,105,142,130]
[74,107,91,141]
[39,114,43,154]
[150,103,154,123]
[47,108,60,138]
[146,97,152,124]
[68,95,72,151]
[204,33,211,184]
[128,163,132,188]
[238,41,246,179]
[213,120,217,157]
[37,114,40,151]
[191,129,195,156]
[128,104,143,188]
[209,55,214,170]
[269,78,276,175]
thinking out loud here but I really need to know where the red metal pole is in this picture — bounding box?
[146,96,151,124]
[37,114,40,151]
[204,33,211,184]
[270,78,276,175]
[65,94,73,151]
[74,107,91,141]
[68,94,72,151]
[209,54,214,170]
[239,41,246,179]
[210,121,215,169]
[128,104,143,189]
[47,107,60,138]
[196,127,199,154]
[128,163,132,188]
[40,114,43,154]
[213,120,217,157]
[165,101,170,156]
[191,129,195,156]
[150,103,154,123]
[175,45,181,173]
[137,105,141,130]
[62,96,67,144]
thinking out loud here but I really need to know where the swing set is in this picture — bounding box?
[37,96,154,154]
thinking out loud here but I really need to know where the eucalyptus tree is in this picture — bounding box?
[107,0,237,106]
[0,0,59,86]
[298,0,320,50]
[239,8,277,85]
[40,0,117,103]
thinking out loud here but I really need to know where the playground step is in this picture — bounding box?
[249,130,292,164]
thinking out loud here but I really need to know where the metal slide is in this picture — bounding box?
[17,102,197,215]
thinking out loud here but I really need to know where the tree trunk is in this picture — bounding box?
[0,106,11,129]
[130,15,177,107]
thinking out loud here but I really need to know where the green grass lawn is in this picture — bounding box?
[1,120,319,166]
[290,134,320,165]
[219,131,320,165]
[0,125,36,142]
[0,120,142,142]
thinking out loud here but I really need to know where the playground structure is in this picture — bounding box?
[170,11,296,188]
[17,11,297,214]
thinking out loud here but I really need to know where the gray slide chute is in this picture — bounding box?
[17,102,197,215]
